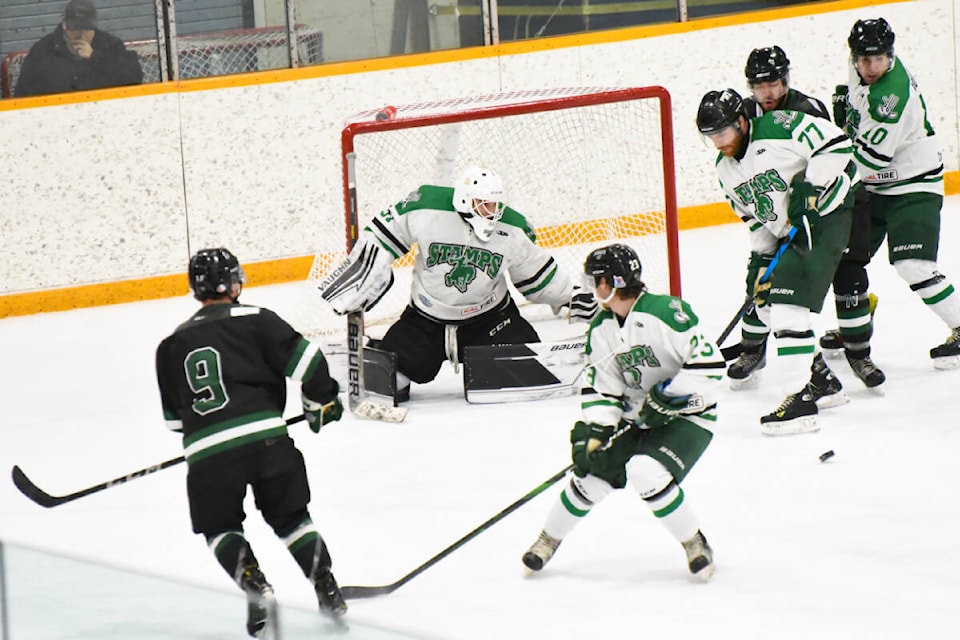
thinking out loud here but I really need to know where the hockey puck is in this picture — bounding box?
[375,105,397,121]
[819,450,835,463]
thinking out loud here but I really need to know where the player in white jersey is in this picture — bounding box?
[320,166,596,400]
[521,244,724,582]
[697,88,857,435]
[731,46,885,391]
[833,18,960,369]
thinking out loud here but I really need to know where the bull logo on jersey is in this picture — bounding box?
[772,111,800,130]
[877,94,900,119]
[732,169,788,222]
[615,345,661,387]
[426,242,504,293]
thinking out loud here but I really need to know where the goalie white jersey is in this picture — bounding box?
[714,110,858,256]
[360,184,574,322]
[581,291,725,428]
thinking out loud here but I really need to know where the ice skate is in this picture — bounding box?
[727,342,766,390]
[807,353,849,409]
[845,349,886,388]
[315,568,348,616]
[681,530,715,582]
[930,327,960,370]
[522,531,562,573]
[760,390,819,436]
[241,564,276,638]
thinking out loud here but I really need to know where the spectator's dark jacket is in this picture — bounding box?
[14,24,143,97]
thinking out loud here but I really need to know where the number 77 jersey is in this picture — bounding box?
[713,110,859,254]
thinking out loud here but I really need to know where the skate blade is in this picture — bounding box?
[932,355,960,370]
[761,416,819,436]
[729,371,762,390]
[821,348,843,360]
[816,391,849,410]
[867,386,886,397]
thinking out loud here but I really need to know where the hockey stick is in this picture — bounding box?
[340,463,574,599]
[344,151,407,423]
[12,414,306,508]
[715,226,799,356]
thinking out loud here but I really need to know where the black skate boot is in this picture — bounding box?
[760,390,818,436]
[315,568,347,616]
[930,327,960,370]
[727,339,766,390]
[522,531,562,572]
[240,563,276,638]
[681,530,715,582]
[845,348,886,388]
[807,353,848,409]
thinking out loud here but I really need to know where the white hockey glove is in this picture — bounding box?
[319,238,394,315]
[567,285,598,324]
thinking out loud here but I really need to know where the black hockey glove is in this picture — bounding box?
[832,84,849,129]
[641,380,704,429]
[570,420,613,477]
[303,393,344,432]
[746,252,773,308]
[787,174,822,234]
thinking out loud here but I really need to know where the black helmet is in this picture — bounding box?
[584,243,643,290]
[745,46,790,84]
[696,89,745,135]
[189,247,245,300]
[848,18,895,57]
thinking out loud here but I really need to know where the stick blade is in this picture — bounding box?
[352,399,408,423]
[341,585,395,600]
[11,465,62,508]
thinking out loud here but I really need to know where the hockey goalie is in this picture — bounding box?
[319,165,597,403]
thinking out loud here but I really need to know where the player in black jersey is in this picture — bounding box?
[155,248,347,637]
[727,46,885,393]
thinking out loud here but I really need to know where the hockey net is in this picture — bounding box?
[299,86,679,338]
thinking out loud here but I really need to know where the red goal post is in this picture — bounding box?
[301,86,679,338]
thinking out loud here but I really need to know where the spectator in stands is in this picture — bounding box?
[14,0,142,97]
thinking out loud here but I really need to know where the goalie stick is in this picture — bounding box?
[343,150,407,423]
[715,226,799,358]
[12,414,306,508]
[340,463,574,599]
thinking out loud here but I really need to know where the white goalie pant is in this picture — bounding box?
[894,258,960,328]
[542,455,700,544]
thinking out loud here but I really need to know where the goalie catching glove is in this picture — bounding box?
[319,237,395,315]
[553,285,599,324]
[302,379,344,432]
[641,380,706,429]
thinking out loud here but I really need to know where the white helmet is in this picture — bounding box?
[452,166,506,242]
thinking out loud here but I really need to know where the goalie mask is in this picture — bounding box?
[583,243,643,304]
[189,247,246,301]
[453,166,506,242]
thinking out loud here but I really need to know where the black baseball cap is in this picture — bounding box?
[64,0,97,30]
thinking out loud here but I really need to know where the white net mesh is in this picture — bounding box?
[299,87,678,338]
